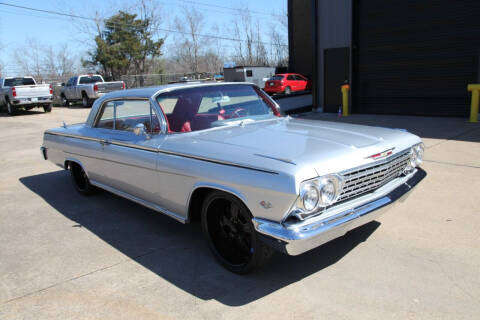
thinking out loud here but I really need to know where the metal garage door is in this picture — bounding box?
[353,0,480,116]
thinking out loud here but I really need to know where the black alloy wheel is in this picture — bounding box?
[201,191,273,274]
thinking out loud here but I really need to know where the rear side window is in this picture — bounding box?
[269,75,284,81]
[246,70,253,77]
[79,76,103,84]
[96,99,160,134]
[287,75,295,80]
[4,78,35,86]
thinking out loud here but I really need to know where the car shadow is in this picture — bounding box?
[0,109,46,117]
[20,170,380,306]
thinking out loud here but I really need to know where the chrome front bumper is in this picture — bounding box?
[253,168,426,256]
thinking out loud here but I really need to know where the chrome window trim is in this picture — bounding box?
[93,97,165,134]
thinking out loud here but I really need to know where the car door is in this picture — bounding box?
[92,98,165,205]
[65,77,76,99]
[295,75,308,91]
[286,75,296,90]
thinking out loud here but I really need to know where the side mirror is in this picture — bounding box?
[134,123,150,139]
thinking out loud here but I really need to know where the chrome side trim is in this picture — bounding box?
[108,140,158,153]
[64,150,158,172]
[44,131,103,143]
[90,179,187,224]
[157,149,278,174]
[46,131,278,174]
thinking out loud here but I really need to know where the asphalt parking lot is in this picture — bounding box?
[1,106,479,319]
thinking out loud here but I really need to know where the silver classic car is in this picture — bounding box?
[41,82,426,273]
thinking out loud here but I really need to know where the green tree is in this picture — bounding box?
[85,11,164,81]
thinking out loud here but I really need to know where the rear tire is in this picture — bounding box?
[6,100,16,115]
[82,93,90,108]
[69,162,97,195]
[201,191,273,274]
[43,104,52,113]
[61,94,70,107]
[284,86,291,95]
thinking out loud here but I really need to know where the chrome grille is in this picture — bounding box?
[338,150,411,202]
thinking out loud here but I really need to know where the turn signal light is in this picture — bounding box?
[93,84,98,92]
[12,87,16,97]
[49,84,53,95]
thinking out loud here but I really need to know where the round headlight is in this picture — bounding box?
[301,184,319,212]
[413,143,424,165]
[319,179,336,205]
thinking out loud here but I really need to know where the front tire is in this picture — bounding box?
[69,162,96,195]
[284,86,291,95]
[201,191,273,274]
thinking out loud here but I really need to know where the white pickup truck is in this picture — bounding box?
[0,77,53,115]
[60,74,125,107]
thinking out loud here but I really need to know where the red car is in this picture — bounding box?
[263,73,311,95]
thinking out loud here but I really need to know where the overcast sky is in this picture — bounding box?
[0,0,286,75]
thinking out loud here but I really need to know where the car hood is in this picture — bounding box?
[161,117,421,179]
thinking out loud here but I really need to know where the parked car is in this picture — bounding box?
[41,82,426,273]
[264,73,311,95]
[0,77,53,115]
[60,74,125,107]
[213,74,224,81]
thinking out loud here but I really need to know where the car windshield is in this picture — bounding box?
[79,76,103,84]
[269,75,284,80]
[4,78,35,86]
[157,84,281,133]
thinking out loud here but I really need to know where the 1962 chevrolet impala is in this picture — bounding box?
[41,82,426,273]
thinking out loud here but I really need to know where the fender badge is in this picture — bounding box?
[260,201,272,209]
[366,148,395,160]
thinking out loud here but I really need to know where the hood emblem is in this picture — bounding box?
[366,148,395,160]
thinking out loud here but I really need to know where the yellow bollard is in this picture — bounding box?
[341,84,350,116]
[468,84,480,123]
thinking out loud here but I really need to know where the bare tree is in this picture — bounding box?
[269,8,288,66]
[231,8,269,66]
[14,39,43,81]
[13,40,80,82]
[174,7,204,76]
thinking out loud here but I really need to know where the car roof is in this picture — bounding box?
[85,82,259,127]
[103,82,257,99]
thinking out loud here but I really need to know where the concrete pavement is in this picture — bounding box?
[0,107,479,319]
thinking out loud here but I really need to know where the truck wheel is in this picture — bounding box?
[6,100,16,115]
[43,104,52,113]
[284,86,291,95]
[82,93,90,108]
[69,162,96,195]
[201,191,273,274]
[61,94,70,107]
